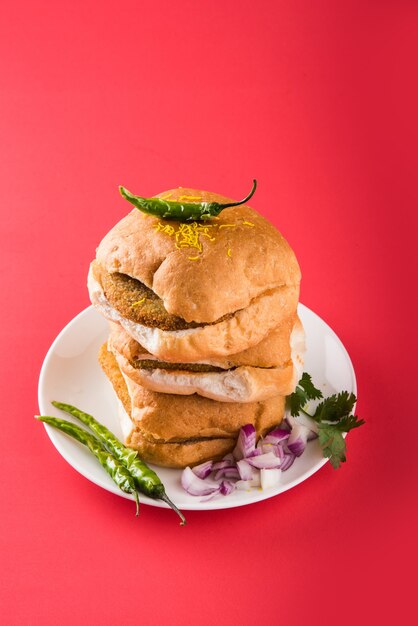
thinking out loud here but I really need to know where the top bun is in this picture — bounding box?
[95,187,301,324]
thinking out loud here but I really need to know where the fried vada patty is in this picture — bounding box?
[130,358,227,373]
[100,268,232,331]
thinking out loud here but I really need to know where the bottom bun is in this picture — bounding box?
[98,343,286,468]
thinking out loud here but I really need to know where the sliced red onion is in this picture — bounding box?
[260,442,276,455]
[182,415,315,498]
[247,448,263,458]
[181,466,220,496]
[200,489,221,502]
[263,428,290,444]
[191,460,213,479]
[280,452,296,471]
[214,467,240,481]
[287,423,311,457]
[212,459,235,471]
[260,468,281,490]
[237,459,254,481]
[287,411,319,434]
[233,423,256,460]
[287,413,318,444]
[247,452,282,469]
[220,480,235,495]
[273,443,285,461]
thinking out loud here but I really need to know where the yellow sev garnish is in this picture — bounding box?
[218,223,236,230]
[154,223,176,236]
[178,195,202,201]
[154,221,215,255]
[153,217,255,260]
[131,297,146,308]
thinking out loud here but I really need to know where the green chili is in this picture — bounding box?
[119,179,257,221]
[36,416,139,515]
[51,401,186,525]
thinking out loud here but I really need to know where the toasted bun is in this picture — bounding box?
[98,343,285,468]
[107,316,297,368]
[109,318,304,402]
[89,261,299,360]
[94,187,301,324]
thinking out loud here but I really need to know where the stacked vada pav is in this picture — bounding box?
[88,183,305,468]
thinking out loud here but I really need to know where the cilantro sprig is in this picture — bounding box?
[289,372,323,416]
[287,374,365,469]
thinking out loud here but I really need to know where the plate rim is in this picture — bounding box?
[38,303,357,511]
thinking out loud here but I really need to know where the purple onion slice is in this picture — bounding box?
[237,459,254,481]
[263,428,290,444]
[214,467,240,481]
[273,443,285,461]
[247,448,263,458]
[191,460,213,479]
[212,459,235,471]
[220,480,235,495]
[181,415,316,498]
[181,466,220,496]
[281,452,296,471]
[233,423,256,460]
[247,452,282,469]
[287,422,311,457]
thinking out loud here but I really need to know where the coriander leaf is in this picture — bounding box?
[298,372,323,401]
[334,414,365,432]
[288,390,306,416]
[288,373,323,416]
[313,391,357,423]
[317,415,364,468]
[318,425,347,469]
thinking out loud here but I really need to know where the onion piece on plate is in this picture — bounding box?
[181,467,220,496]
[181,413,316,500]
[233,424,256,460]
[260,468,282,490]
[191,460,213,479]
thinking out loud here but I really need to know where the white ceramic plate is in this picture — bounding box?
[38,304,357,511]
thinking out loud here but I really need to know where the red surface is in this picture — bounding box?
[1,1,417,624]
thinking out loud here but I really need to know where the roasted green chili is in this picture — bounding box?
[36,416,140,515]
[119,179,257,221]
[51,401,186,525]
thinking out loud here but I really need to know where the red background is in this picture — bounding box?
[1,1,417,624]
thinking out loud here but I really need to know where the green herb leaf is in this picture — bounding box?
[335,414,365,432]
[288,373,365,469]
[317,413,365,468]
[288,372,323,416]
[313,391,357,423]
[318,425,347,469]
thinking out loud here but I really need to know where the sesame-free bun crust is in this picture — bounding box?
[95,187,301,324]
[108,318,305,402]
[98,343,285,468]
[107,317,297,368]
[89,261,299,361]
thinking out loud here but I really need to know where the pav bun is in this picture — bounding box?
[99,344,286,468]
[95,187,301,324]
